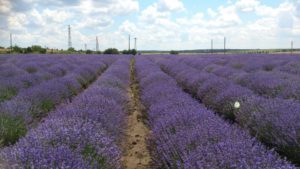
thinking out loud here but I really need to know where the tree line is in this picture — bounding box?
[0,45,139,55]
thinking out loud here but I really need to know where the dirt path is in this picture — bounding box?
[121,58,151,169]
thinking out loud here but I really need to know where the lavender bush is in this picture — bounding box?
[135,57,295,169]
[156,57,300,165]
[0,55,112,146]
[0,57,131,169]
[199,63,300,102]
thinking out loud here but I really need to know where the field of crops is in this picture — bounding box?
[0,54,300,169]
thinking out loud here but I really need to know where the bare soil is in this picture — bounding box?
[121,58,151,169]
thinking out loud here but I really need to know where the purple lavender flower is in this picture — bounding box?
[156,55,300,165]
[0,57,131,168]
[135,57,295,168]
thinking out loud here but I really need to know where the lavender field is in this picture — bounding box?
[0,54,300,169]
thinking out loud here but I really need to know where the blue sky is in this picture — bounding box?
[0,0,299,50]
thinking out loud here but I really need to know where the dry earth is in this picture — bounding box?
[121,58,151,169]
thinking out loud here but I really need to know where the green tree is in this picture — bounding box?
[31,45,46,54]
[24,47,32,53]
[12,45,23,53]
[170,50,179,55]
[68,47,76,53]
[86,50,93,54]
[122,50,129,54]
[104,48,119,54]
[122,49,137,55]
[131,49,137,55]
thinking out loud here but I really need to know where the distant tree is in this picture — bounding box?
[67,47,76,53]
[0,46,4,49]
[131,49,137,55]
[104,48,119,54]
[32,45,42,52]
[24,47,32,53]
[40,48,46,54]
[12,45,23,53]
[170,50,179,55]
[96,51,102,54]
[122,50,129,54]
[86,50,93,54]
[122,49,137,55]
[30,45,46,54]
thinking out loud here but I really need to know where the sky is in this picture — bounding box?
[0,0,299,50]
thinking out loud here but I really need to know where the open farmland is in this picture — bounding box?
[0,54,299,169]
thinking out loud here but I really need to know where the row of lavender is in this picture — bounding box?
[154,56,300,165]
[0,55,86,102]
[0,55,115,147]
[0,57,131,168]
[177,54,300,74]
[135,57,295,168]
[219,54,300,75]
[179,55,300,102]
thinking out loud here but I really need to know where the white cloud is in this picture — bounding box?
[119,20,137,34]
[0,0,11,14]
[139,3,169,23]
[180,5,241,28]
[207,8,217,18]
[76,0,139,16]
[0,0,299,50]
[43,9,72,23]
[215,5,242,27]
[139,0,184,24]
[7,13,28,31]
[0,0,140,49]
[110,0,139,15]
[254,5,277,17]
[76,16,113,30]
[125,0,299,50]
[157,0,185,12]
[291,17,300,36]
[295,0,300,18]
[235,0,260,12]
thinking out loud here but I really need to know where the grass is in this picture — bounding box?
[82,144,107,168]
[0,115,27,146]
[30,99,55,118]
[40,99,55,112]
[0,87,18,102]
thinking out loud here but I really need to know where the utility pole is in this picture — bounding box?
[128,34,131,50]
[10,32,12,52]
[84,44,87,51]
[211,39,213,54]
[68,25,72,49]
[134,37,137,50]
[291,40,293,55]
[96,36,99,52]
[224,37,226,55]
